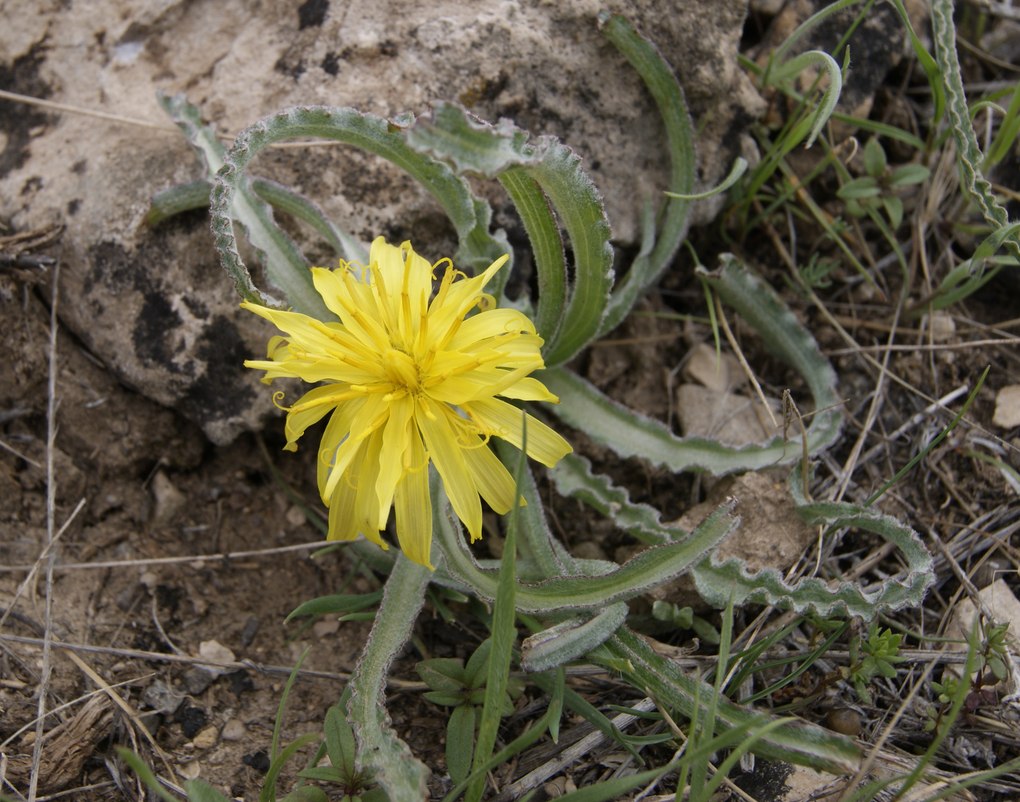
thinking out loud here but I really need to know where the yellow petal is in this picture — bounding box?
[467,397,572,467]
[416,398,482,541]
[282,385,347,450]
[374,393,414,526]
[317,398,364,502]
[497,376,560,403]
[326,442,386,548]
[448,308,536,351]
[394,433,433,569]
[321,395,389,500]
[461,442,517,514]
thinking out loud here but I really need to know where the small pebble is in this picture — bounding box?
[221,718,246,742]
[193,724,219,750]
[141,679,184,715]
[240,616,260,647]
[286,504,307,528]
[825,707,863,736]
[182,667,216,695]
[313,619,340,637]
[178,760,201,780]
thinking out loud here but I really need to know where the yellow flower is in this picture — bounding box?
[243,237,572,568]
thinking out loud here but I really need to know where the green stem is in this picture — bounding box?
[346,552,432,801]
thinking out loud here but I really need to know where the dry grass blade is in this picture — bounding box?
[27,261,61,802]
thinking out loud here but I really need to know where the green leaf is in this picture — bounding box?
[406,102,613,366]
[551,453,679,546]
[184,779,235,802]
[520,603,629,672]
[260,733,322,802]
[931,0,1020,262]
[115,748,181,802]
[146,179,213,226]
[464,640,493,689]
[346,551,433,801]
[887,163,930,188]
[446,704,477,786]
[416,657,468,692]
[160,93,330,320]
[597,14,696,336]
[209,105,509,320]
[601,629,862,774]
[424,691,467,707]
[862,137,887,176]
[296,766,347,782]
[883,195,904,229]
[279,788,329,802]
[252,177,368,263]
[285,591,383,623]
[769,49,843,148]
[545,255,842,475]
[690,468,934,618]
[466,426,525,802]
[434,491,738,613]
[495,441,571,577]
[324,701,358,778]
[837,177,881,200]
[496,168,566,341]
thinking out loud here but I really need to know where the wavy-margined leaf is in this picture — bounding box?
[543,254,843,474]
[209,105,510,318]
[406,102,613,366]
[597,14,695,336]
[159,92,329,318]
[433,485,737,614]
[597,629,861,774]
[555,451,932,619]
[931,0,1020,262]
[146,176,366,265]
[250,178,368,264]
[551,453,679,546]
[691,469,934,618]
[520,603,629,673]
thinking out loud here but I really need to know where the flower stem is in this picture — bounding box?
[346,551,432,801]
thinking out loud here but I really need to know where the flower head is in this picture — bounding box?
[243,237,571,568]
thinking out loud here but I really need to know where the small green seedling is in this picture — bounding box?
[651,599,721,645]
[846,625,905,705]
[837,137,929,229]
[416,639,523,785]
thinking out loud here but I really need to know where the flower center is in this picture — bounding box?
[381,345,422,393]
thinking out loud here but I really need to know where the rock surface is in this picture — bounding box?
[0,0,762,443]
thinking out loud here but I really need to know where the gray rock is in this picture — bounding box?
[0,0,762,444]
